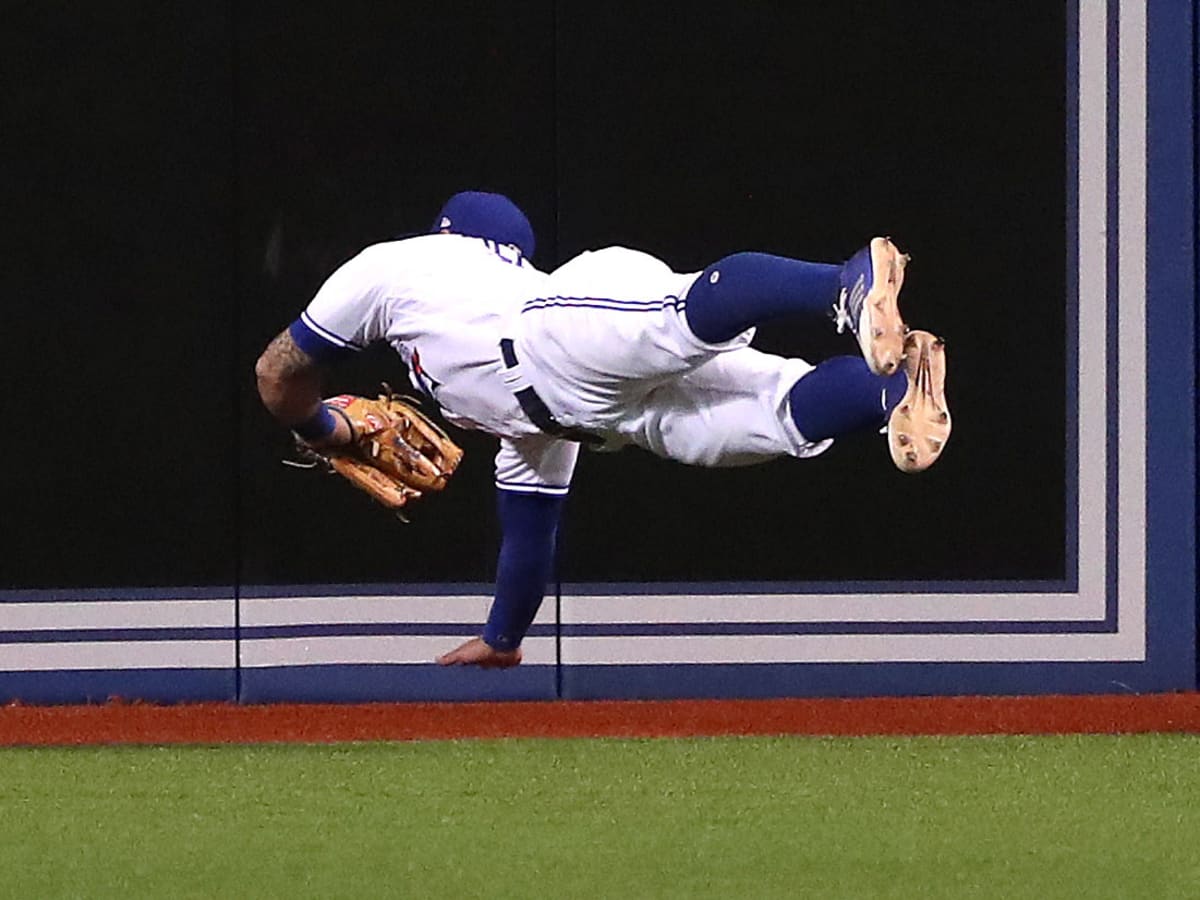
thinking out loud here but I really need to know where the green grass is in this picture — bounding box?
[1,736,1199,899]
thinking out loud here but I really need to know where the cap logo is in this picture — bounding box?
[439,216,452,229]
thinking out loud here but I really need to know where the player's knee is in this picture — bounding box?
[684,252,817,344]
[685,254,760,343]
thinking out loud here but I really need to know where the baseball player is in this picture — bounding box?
[255,191,950,668]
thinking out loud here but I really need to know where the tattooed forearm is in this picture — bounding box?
[258,329,315,379]
[255,328,324,424]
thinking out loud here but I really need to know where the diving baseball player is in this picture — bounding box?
[255,191,950,668]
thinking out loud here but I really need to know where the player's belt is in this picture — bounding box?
[499,339,602,445]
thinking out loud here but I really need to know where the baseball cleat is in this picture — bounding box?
[887,329,950,473]
[832,237,909,376]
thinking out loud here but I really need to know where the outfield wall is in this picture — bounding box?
[2,0,1194,703]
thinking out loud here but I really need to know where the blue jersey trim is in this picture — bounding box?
[522,295,685,314]
[495,480,571,496]
[289,315,359,362]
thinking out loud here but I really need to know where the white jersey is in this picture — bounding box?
[299,233,580,494]
[303,234,545,438]
[522,247,832,465]
[299,237,827,492]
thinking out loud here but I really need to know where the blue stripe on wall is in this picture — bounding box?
[559,659,1185,701]
[0,669,236,705]
[1144,0,1197,686]
[239,664,556,704]
[0,629,237,644]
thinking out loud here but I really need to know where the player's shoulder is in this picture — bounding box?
[329,235,476,282]
[326,235,547,303]
[354,234,444,262]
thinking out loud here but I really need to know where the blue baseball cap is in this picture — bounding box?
[431,191,536,259]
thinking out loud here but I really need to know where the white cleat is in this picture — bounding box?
[833,236,910,376]
[887,330,951,473]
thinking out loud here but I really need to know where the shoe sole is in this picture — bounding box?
[858,237,909,376]
[888,330,950,473]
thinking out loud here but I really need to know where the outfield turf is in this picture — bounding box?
[2,735,1198,899]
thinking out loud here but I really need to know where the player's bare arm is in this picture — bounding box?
[255,329,352,445]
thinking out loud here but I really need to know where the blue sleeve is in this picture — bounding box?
[482,489,566,651]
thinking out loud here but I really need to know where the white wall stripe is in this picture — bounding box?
[241,635,556,667]
[1115,0,1147,653]
[242,595,547,627]
[560,630,1144,665]
[0,600,233,631]
[1076,0,1109,596]
[560,592,1098,624]
[0,641,234,672]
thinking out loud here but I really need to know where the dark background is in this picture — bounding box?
[2,1,1065,589]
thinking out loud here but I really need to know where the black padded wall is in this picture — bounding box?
[5,2,1065,589]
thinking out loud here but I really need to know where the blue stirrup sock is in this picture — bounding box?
[684,252,841,343]
[788,355,909,442]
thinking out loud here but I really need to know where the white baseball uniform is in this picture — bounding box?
[297,235,831,498]
[517,246,832,467]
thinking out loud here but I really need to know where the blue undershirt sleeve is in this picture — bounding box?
[482,489,567,651]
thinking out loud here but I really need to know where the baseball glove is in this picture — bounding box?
[288,386,464,514]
